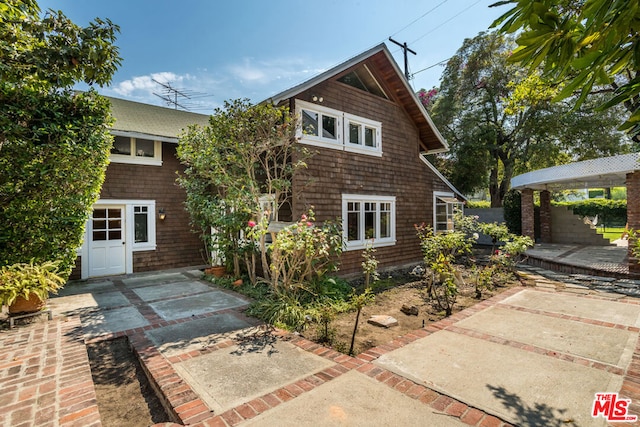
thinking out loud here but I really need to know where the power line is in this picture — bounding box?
[410,0,483,45]
[389,0,449,38]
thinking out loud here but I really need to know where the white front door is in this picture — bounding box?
[88,206,126,277]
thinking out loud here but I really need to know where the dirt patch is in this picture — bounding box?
[303,268,530,356]
[87,337,170,427]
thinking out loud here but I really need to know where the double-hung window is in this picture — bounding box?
[342,195,395,250]
[297,100,382,156]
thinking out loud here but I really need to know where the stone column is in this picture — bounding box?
[521,188,535,240]
[627,172,640,274]
[539,190,552,243]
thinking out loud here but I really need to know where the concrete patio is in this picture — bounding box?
[2,265,640,426]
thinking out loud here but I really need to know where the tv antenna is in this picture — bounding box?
[152,79,213,111]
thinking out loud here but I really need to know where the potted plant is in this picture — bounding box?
[0,260,66,314]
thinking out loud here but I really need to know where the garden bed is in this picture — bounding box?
[301,266,529,355]
[87,337,170,427]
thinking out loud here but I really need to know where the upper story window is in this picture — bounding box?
[110,135,163,166]
[297,100,381,157]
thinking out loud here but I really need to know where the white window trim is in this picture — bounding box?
[433,191,463,233]
[109,133,163,166]
[296,100,382,157]
[342,194,396,251]
[80,199,156,279]
[344,113,382,156]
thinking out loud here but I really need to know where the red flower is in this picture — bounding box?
[248,220,256,228]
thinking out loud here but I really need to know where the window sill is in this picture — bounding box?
[345,239,395,251]
[132,244,156,252]
[344,145,383,157]
[109,155,163,166]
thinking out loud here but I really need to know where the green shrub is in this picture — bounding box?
[0,261,66,306]
[465,200,491,209]
[502,189,522,234]
[552,199,627,227]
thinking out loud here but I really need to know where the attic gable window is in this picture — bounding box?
[110,135,163,166]
[337,65,388,99]
[296,100,382,157]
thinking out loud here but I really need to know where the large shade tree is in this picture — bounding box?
[491,0,640,140]
[427,31,631,207]
[0,0,121,276]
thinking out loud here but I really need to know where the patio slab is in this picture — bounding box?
[242,370,466,427]
[145,314,255,357]
[81,305,150,337]
[132,280,212,302]
[173,337,335,413]
[456,306,637,367]
[502,289,640,327]
[122,272,190,288]
[149,290,248,321]
[49,290,130,316]
[374,329,620,426]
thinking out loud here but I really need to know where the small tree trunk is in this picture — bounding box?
[348,307,362,356]
[260,234,270,281]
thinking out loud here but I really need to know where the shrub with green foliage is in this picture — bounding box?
[502,189,522,235]
[0,260,66,306]
[553,199,627,227]
[0,1,120,278]
[466,200,491,209]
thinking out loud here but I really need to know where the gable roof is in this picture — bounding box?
[265,43,449,154]
[107,96,210,143]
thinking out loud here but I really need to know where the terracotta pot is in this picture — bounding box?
[233,279,243,287]
[9,294,46,315]
[205,266,226,278]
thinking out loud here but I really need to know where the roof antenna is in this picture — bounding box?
[388,37,417,81]
[152,79,214,111]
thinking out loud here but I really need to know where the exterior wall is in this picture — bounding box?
[73,142,203,277]
[465,208,504,246]
[291,81,452,275]
[550,206,609,246]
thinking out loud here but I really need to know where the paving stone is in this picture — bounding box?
[367,315,398,328]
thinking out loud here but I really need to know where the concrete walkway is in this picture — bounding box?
[2,266,640,426]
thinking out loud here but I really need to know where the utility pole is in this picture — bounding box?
[388,37,417,81]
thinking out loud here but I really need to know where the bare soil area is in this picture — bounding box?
[303,268,530,356]
[87,337,170,427]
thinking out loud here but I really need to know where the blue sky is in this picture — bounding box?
[39,0,507,112]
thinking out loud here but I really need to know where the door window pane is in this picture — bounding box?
[108,230,121,240]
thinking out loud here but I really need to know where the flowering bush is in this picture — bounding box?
[269,211,343,292]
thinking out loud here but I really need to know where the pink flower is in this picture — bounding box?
[248,220,256,228]
[306,221,313,227]
[301,214,307,221]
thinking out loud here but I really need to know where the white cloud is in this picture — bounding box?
[103,56,327,111]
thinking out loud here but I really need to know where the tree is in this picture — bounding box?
[177,99,311,283]
[0,0,121,276]
[427,31,630,207]
[490,0,640,139]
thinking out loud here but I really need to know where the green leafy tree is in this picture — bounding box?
[177,99,311,281]
[0,0,121,276]
[428,31,631,207]
[491,0,640,139]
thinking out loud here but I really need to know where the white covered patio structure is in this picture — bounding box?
[510,153,640,275]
